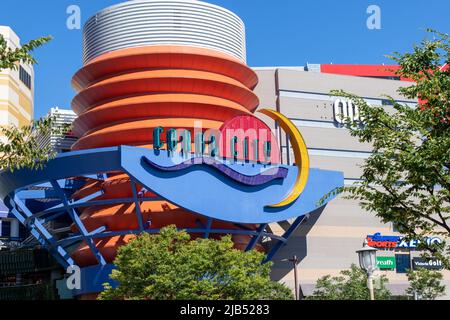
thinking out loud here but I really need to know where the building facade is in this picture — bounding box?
[0,26,34,133]
[37,107,77,154]
[0,26,34,244]
[0,1,448,301]
[253,66,450,298]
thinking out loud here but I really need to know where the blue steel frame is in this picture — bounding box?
[0,147,310,272]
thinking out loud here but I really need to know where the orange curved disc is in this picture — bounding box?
[69,45,262,268]
[72,45,258,91]
[72,69,259,115]
[72,94,251,137]
[72,118,222,150]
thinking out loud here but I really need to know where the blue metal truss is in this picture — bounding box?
[6,177,301,269]
[130,178,145,232]
[9,194,75,268]
[264,215,307,263]
[0,147,310,290]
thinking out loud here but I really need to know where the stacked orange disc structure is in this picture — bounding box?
[69,45,262,266]
[67,0,268,267]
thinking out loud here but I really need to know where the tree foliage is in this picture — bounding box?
[327,30,450,268]
[0,116,69,172]
[99,226,294,300]
[306,264,392,300]
[0,34,52,70]
[406,268,446,300]
[0,34,64,172]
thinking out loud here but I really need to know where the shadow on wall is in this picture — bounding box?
[268,205,326,283]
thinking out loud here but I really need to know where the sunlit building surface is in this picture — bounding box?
[253,65,450,298]
[0,1,448,300]
[0,26,34,134]
[0,26,34,244]
[0,0,344,299]
[37,107,77,154]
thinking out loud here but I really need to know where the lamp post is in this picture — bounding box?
[282,255,300,300]
[356,239,378,300]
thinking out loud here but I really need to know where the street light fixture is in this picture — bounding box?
[356,239,378,300]
[282,255,300,300]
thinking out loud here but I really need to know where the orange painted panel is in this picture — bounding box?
[72,94,251,137]
[72,70,259,115]
[72,45,258,91]
[70,45,262,268]
[72,118,222,150]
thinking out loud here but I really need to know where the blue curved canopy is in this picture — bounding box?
[122,146,343,224]
[0,146,344,224]
[0,146,343,295]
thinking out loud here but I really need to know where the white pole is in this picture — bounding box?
[368,273,375,300]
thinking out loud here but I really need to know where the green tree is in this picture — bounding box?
[99,226,294,300]
[0,34,52,70]
[325,30,450,268]
[0,34,65,172]
[406,268,446,300]
[306,264,392,300]
[0,116,69,171]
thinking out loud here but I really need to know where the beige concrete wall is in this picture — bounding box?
[0,26,34,131]
[253,67,450,299]
[277,68,413,101]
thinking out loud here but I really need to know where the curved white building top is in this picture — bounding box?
[82,0,247,64]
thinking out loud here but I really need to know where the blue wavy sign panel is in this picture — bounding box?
[120,146,344,224]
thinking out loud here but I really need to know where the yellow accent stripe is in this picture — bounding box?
[259,109,310,208]
[0,77,33,116]
[0,101,32,127]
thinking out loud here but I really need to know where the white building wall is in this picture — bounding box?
[82,0,247,64]
[38,107,78,153]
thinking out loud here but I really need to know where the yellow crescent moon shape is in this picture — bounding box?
[259,109,310,208]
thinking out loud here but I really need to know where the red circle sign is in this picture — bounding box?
[219,115,281,164]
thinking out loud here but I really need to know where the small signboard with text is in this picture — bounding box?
[412,258,444,270]
[376,256,396,270]
[366,233,442,250]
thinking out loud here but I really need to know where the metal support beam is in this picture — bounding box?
[40,196,162,224]
[11,195,75,268]
[264,216,306,263]
[50,180,107,266]
[204,218,213,238]
[27,190,104,223]
[17,189,61,200]
[54,227,287,248]
[130,179,145,232]
[245,223,267,252]
[49,226,106,249]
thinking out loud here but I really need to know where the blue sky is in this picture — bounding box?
[0,0,449,118]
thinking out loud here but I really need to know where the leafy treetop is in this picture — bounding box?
[325,30,449,268]
[99,226,294,300]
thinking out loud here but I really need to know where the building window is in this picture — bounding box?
[395,254,411,274]
[19,66,32,90]
[1,220,11,239]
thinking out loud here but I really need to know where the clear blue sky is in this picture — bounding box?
[1,0,449,118]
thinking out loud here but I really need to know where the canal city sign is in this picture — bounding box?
[366,233,443,250]
[0,109,346,295]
